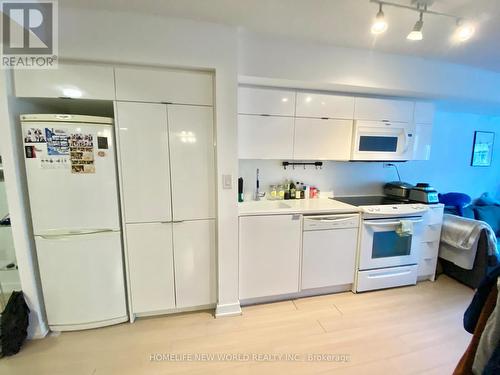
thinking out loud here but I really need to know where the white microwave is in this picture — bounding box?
[351,120,415,161]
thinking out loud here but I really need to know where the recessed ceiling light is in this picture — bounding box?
[371,4,388,35]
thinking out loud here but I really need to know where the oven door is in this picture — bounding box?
[359,217,423,270]
[351,120,414,161]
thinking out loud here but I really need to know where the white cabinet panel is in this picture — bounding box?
[296,93,354,119]
[173,220,216,308]
[414,102,435,124]
[115,67,213,105]
[420,240,440,260]
[14,63,115,100]
[354,98,414,123]
[238,115,294,159]
[302,228,357,289]
[413,123,433,160]
[418,257,438,277]
[422,224,442,242]
[126,223,175,314]
[116,102,172,223]
[238,87,295,116]
[293,118,353,160]
[424,205,444,225]
[239,215,301,300]
[168,105,215,221]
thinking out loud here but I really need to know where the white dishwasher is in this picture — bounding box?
[302,214,360,290]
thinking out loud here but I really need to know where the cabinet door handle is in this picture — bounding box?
[172,220,184,223]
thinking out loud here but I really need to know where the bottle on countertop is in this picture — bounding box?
[290,181,296,200]
[270,185,277,200]
[284,182,291,200]
[278,184,285,200]
[295,182,301,200]
[300,182,305,199]
[309,186,316,199]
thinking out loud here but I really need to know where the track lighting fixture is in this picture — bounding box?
[407,12,424,41]
[369,0,475,43]
[371,3,388,34]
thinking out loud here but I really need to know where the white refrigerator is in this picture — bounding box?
[21,114,127,331]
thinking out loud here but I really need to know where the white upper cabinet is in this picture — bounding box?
[413,123,433,160]
[115,67,213,106]
[14,63,115,100]
[412,102,435,160]
[295,93,354,119]
[293,118,353,160]
[238,87,295,116]
[354,98,414,123]
[414,102,435,124]
[238,115,295,159]
[116,101,172,223]
[168,105,216,221]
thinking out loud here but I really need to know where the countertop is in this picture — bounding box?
[238,198,360,216]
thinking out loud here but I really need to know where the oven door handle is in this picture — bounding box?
[364,219,423,227]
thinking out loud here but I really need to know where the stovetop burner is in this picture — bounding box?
[332,196,409,207]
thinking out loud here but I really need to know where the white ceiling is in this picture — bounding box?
[63,0,500,72]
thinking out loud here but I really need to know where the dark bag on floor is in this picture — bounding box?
[0,291,30,356]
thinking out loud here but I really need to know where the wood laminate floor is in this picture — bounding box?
[0,275,474,375]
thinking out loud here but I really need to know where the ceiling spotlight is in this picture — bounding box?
[455,20,475,42]
[407,12,424,41]
[371,4,388,34]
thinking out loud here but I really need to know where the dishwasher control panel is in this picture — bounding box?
[303,214,360,231]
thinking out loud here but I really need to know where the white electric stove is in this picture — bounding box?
[333,196,429,292]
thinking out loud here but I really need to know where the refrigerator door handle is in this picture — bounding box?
[37,229,119,239]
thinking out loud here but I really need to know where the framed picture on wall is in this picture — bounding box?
[471,131,495,167]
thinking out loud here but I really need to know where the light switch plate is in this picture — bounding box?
[222,174,232,189]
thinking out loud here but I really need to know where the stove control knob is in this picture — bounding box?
[367,208,374,212]
[375,208,381,211]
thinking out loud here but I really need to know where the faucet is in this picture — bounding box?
[255,168,265,201]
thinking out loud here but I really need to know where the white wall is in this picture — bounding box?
[239,31,500,107]
[239,110,500,200]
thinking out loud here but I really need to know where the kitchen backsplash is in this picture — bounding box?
[238,160,397,200]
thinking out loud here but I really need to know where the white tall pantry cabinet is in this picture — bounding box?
[115,68,216,317]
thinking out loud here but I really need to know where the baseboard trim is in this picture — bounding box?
[240,284,353,306]
[134,303,216,319]
[215,302,242,317]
